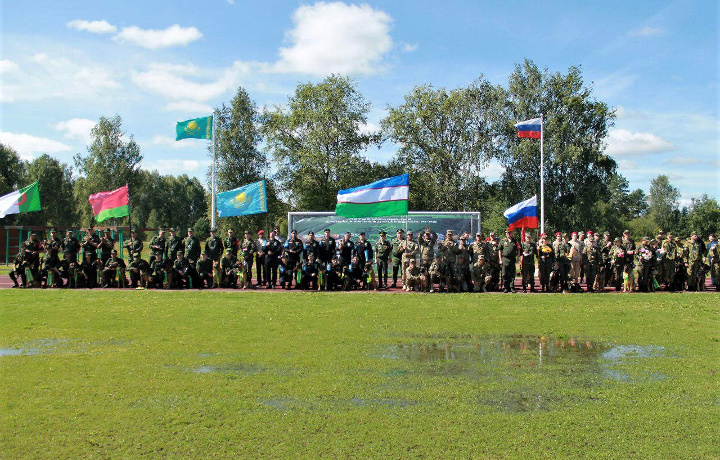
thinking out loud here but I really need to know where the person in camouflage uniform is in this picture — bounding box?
[636,236,655,292]
[685,232,706,291]
[183,228,201,265]
[44,229,63,260]
[583,231,601,292]
[417,228,437,271]
[166,228,184,262]
[553,232,571,292]
[709,237,720,291]
[660,233,678,288]
[195,252,214,289]
[81,227,100,263]
[9,252,27,288]
[428,254,449,293]
[484,233,501,291]
[99,229,115,265]
[520,233,537,292]
[123,228,143,259]
[470,232,485,263]
[537,234,555,292]
[609,237,626,291]
[390,229,405,288]
[375,231,392,289]
[404,259,426,292]
[204,228,224,262]
[128,252,150,288]
[499,230,518,293]
[438,230,459,277]
[400,231,419,287]
[470,255,490,293]
[239,231,256,288]
[149,229,167,262]
[62,229,81,263]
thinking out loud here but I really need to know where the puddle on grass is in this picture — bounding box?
[378,335,674,412]
[0,339,70,357]
[189,363,266,375]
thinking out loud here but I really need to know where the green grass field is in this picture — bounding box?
[1,291,718,459]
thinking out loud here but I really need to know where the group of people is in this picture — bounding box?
[7,225,719,293]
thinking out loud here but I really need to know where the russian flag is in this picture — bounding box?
[503,195,538,231]
[515,117,542,139]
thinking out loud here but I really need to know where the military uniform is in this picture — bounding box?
[710,241,720,291]
[220,252,239,288]
[99,231,115,264]
[661,238,678,287]
[483,237,501,291]
[404,262,424,291]
[195,256,214,288]
[166,232,184,262]
[553,236,571,292]
[148,255,166,288]
[584,237,602,291]
[400,236,419,286]
[537,240,555,292]
[609,240,626,291]
[375,234,392,288]
[184,230,201,264]
[417,231,437,270]
[499,236,518,293]
[123,233,143,259]
[520,240,537,292]
[339,236,355,267]
[149,232,167,261]
[240,236,256,287]
[103,253,127,288]
[204,232,224,261]
[128,254,150,288]
[428,257,449,292]
[81,230,100,262]
[78,254,99,288]
[685,236,706,291]
[264,237,283,288]
[390,232,405,287]
[9,253,27,287]
[319,232,336,265]
[354,236,374,267]
[62,231,81,263]
[636,240,656,292]
[470,259,490,293]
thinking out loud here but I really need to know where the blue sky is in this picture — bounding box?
[1,0,717,205]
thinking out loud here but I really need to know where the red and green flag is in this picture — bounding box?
[88,185,130,223]
[0,181,42,218]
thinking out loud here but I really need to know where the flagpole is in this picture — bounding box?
[211,113,217,230]
[540,113,545,235]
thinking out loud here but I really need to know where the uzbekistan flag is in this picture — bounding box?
[0,181,42,218]
[515,117,542,139]
[503,195,538,231]
[336,174,409,218]
[88,185,130,223]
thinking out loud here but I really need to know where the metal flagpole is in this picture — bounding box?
[540,113,545,235]
[211,113,217,229]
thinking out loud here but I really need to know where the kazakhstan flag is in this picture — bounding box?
[217,180,268,217]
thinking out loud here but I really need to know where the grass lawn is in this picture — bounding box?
[1,291,718,459]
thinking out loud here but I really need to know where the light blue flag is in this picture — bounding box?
[217,180,268,217]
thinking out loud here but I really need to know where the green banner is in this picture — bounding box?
[289,212,481,241]
[176,116,213,140]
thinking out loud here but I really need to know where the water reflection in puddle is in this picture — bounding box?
[0,339,69,357]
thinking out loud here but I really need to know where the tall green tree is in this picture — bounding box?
[261,74,381,212]
[16,154,76,227]
[382,78,504,211]
[496,60,617,231]
[684,194,719,237]
[647,175,680,232]
[213,87,282,233]
[73,116,142,226]
[131,170,207,232]
[0,143,24,196]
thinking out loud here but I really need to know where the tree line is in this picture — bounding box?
[1,59,717,239]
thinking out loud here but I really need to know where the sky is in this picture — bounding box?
[1,0,718,206]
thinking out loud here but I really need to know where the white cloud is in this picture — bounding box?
[163,101,214,113]
[31,53,48,63]
[631,26,665,37]
[67,19,117,34]
[0,59,19,73]
[54,118,96,143]
[483,160,506,182]
[146,135,197,149]
[594,72,639,99]
[132,61,255,102]
[114,25,203,49]
[273,2,393,76]
[0,132,72,155]
[402,43,419,53]
[142,159,211,175]
[605,129,676,157]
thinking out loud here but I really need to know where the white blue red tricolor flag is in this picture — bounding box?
[515,117,542,139]
[503,195,539,231]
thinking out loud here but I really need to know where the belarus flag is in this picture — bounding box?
[88,185,130,223]
[503,196,538,231]
[0,181,42,218]
[515,117,542,139]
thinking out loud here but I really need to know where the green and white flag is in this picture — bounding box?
[176,115,213,140]
[0,181,42,218]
